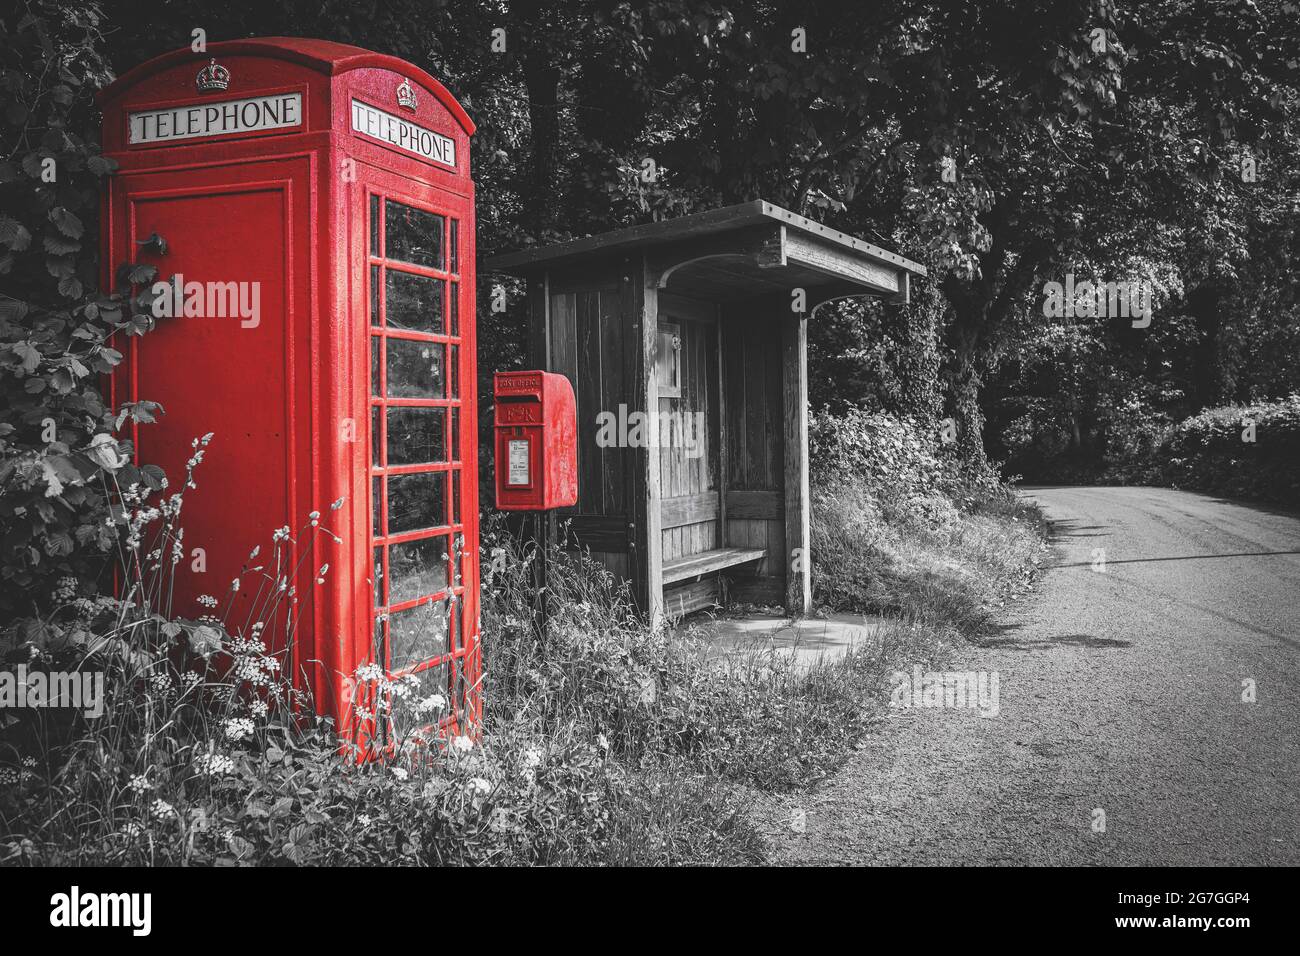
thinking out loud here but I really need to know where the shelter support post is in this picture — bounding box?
[624,254,664,626]
[782,309,811,616]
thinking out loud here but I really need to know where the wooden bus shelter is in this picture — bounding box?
[486,200,926,624]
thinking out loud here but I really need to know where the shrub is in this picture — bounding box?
[808,408,1045,629]
[810,408,947,502]
[1162,395,1300,506]
[1098,398,1176,486]
[0,1,166,622]
[810,406,1013,511]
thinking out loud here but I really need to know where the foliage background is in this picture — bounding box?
[2,0,1298,624]
[83,0,1299,492]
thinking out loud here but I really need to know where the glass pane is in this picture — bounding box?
[449,282,459,336]
[370,335,381,394]
[372,616,386,667]
[385,270,444,334]
[387,406,446,465]
[452,470,460,523]
[386,338,444,397]
[390,661,453,736]
[371,475,381,537]
[449,220,459,274]
[450,344,460,398]
[373,546,386,607]
[389,603,450,672]
[389,535,448,605]
[450,408,460,462]
[385,200,444,270]
[452,662,465,717]
[452,532,463,587]
[388,472,446,534]
[371,406,381,465]
[369,195,380,257]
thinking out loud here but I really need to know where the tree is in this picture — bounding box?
[0,0,163,621]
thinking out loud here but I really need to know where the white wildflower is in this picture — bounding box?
[222,717,255,742]
[414,693,447,715]
[193,752,236,776]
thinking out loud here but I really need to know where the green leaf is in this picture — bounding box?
[123,263,157,285]
[43,235,80,255]
[0,216,32,251]
[20,152,46,178]
[13,340,41,372]
[48,206,84,239]
[140,463,166,489]
[45,254,74,279]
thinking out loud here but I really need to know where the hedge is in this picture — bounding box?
[1164,395,1300,507]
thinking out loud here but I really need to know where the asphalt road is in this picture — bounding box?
[761,486,1300,865]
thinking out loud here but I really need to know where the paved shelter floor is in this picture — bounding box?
[692,612,885,671]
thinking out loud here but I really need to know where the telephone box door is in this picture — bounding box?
[359,168,477,733]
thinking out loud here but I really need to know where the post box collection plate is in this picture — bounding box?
[507,440,531,486]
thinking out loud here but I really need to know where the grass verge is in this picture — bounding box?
[1,453,1046,866]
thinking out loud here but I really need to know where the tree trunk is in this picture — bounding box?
[951,358,991,480]
[1188,284,1223,410]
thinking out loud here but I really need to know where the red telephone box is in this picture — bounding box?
[97,38,479,739]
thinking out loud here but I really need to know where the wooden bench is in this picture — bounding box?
[662,547,766,585]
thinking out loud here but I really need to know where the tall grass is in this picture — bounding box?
[811,478,1045,631]
[2,469,942,865]
[480,519,949,792]
[2,417,1047,866]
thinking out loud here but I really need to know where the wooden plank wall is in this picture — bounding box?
[548,277,631,579]
[657,310,720,562]
[541,279,790,614]
[721,300,786,605]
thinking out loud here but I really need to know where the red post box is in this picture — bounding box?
[494,371,578,510]
[97,38,480,740]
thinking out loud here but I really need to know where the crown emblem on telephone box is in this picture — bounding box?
[396,77,417,111]
[195,59,231,93]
